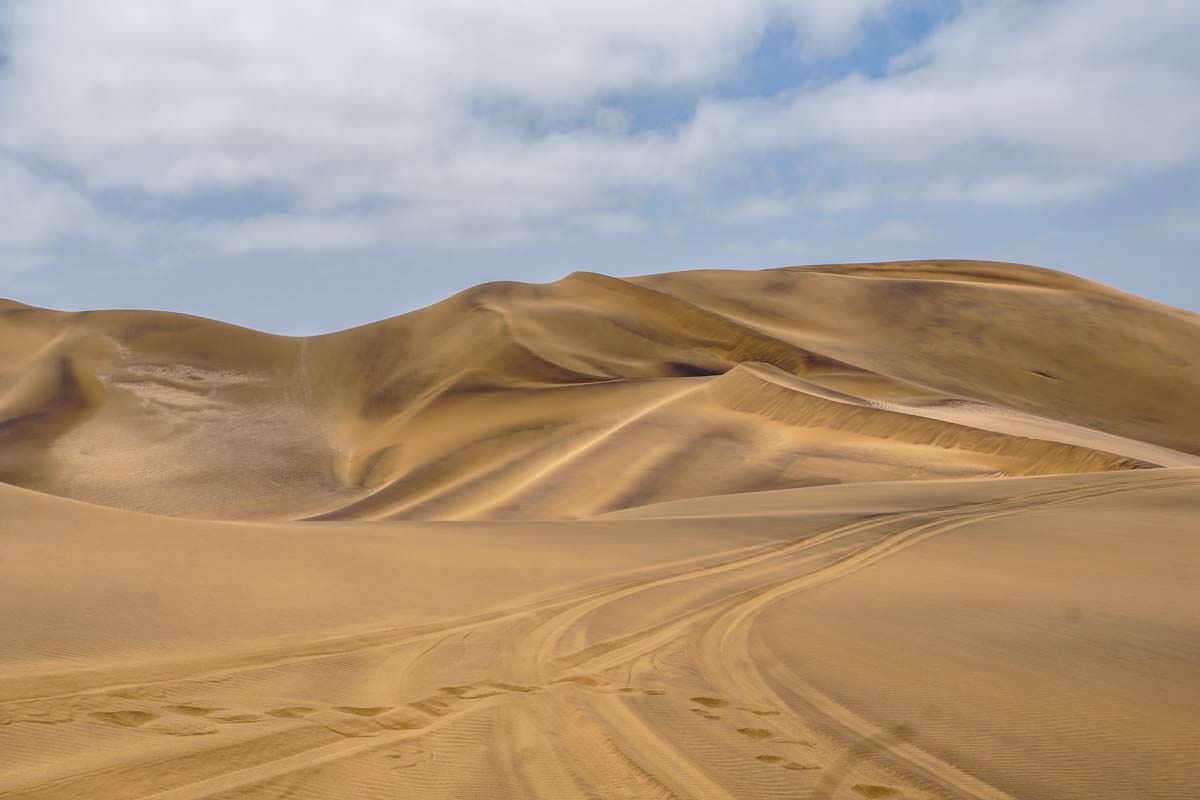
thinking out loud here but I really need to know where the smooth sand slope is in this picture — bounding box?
[1,471,1197,800]
[1,261,1198,799]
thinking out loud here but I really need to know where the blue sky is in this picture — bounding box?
[1,1,1198,334]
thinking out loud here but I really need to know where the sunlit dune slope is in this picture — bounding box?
[2,260,1197,519]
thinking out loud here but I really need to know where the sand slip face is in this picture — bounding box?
[1,261,1199,799]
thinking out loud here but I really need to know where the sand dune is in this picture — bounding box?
[2,260,1197,519]
[1,261,1198,799]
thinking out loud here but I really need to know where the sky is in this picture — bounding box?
[1,0,1198,334]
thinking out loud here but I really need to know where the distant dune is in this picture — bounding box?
[1,261,1197,799]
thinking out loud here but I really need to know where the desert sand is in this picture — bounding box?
[0,260,1197,799]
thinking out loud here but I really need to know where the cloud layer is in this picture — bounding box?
[0,1,1197,325]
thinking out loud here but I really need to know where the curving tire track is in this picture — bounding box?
[3,472,1195,799]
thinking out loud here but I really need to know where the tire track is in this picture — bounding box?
[693,471,1200,800]
[5,472,1193,800]
[0,536,789,705]
[532,473,1199,682]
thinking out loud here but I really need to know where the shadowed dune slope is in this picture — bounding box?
[2,260,1198,519]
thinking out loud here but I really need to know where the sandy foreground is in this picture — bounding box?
[1,261,1198,799]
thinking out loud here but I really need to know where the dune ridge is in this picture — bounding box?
[708,363,1150,475]
[2,260,1197,520]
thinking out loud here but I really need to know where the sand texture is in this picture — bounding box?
[1,260,1197,799]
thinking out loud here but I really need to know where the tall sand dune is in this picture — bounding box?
[2,260,1197,519]
[1,261,1198,799]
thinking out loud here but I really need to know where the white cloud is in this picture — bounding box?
[0,0,1197,260]
[579,211,648,236]
[728,195,796,222]
[675,1,1200,186]
[0,1,884,196]
[0,158,103,247]
[196,214,380,255]
[776,0,896,55]
[915,174,1115,207]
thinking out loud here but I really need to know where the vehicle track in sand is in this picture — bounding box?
[2,471,1195,799]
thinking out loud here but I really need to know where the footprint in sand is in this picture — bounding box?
[309,709,384,738]
[318,695,455,738]
[691,696,729,708]
[741,707,780,716]
[436,681,541,700]
[386,743,431,770]
[409,695,459,717]
[314,681,555,738]
[374,709,429,731]
[852,785,899,798]
[552,674,610,688]
[333,706,393,717]
[267,706,317,718]
[95,708,223,735]
[755,752,820,771]
[144,717,219,736]
[163,704,218,717]
[737,727,774,740]
[485,682,537,694]
[90,710,158,728]
[212,712,264,724]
